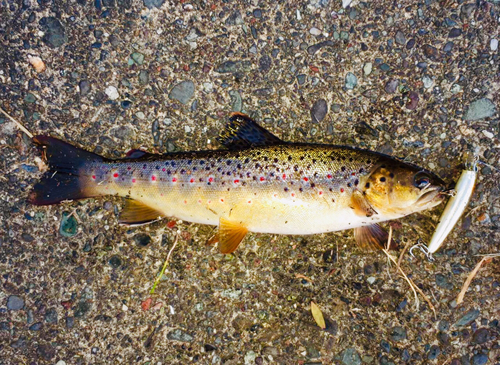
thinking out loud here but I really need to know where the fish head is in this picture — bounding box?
[364,161,446,216]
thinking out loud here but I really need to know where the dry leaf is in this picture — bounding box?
[311,301,326,329]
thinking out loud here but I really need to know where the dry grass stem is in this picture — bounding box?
[0,106,34,139]
[456,255,496,305]
[150,233,179,294]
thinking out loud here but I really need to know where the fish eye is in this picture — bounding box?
[414,172,431,189]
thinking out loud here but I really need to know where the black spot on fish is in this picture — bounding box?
[380,177,386,182]
[237,163,242,169]
[354,179,359,186]
[200,160,205,165]
[226,160,232,165]
[274,158,278,163]
[205,167,210,171]
[300,156,305,161]
[284,187,289,192]
[389,172,394,178]
[156,165,160,170]
[180,169,186,174]
[299,187,303,192]
[365,182,370,188]
[341,166,346,172]
[288,155,292,161]
[312,159,317,164]
[171,162,176,167]
[347,183,352,187]
[359,168,364,173]
[187,160,192,165]
[244,158,250,163]
[310,183,316,188]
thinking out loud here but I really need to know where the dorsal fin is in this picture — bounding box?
[217,112,283,150]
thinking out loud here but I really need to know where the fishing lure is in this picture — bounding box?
[427,153,478,254]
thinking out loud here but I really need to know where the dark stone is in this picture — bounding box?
[253,9,262,18]
[435,273,453,289]
[139,70,149,85]
[395,30,406,45]
[169,80,195,105]
[406,38,415,49]
[423,44,439,60]
[204,344,217,352]
[167,329,194,342]
[41,17,67,48]
[437,331,450,345]
[384,79,399,94]
[454,309,480,327]
[66,316,75,328]
[37,343,56,360]
[471,353,488,365]
[406,91,419,110]
[80,80,91,96]
[7,295,24,310]
[225,10,243,26]
[471,328,490,344]
[109,255,122,268]
[448,28,462,38]
[60,212,78,237]
[134,233,152,246]
[311,99,328,123]
[427,345,441,360]
[74,300,91,317]
[29,322,43,331]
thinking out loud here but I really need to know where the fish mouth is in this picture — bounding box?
[416,185,446,207]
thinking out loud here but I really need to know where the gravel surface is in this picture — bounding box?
[1,0,499,364]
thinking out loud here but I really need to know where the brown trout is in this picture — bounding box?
[29,113,446,253]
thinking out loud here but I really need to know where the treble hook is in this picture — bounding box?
[409,240,435,262]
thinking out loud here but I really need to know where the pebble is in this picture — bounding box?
[203,82,213,93]
[491,38,499,51]
[423,44,439,60]
[143,0,164,9]
[391,326,407,341]
[7,295,25,310]
[471,353,488,365]
[79,80,91,96]
[341,348,361,365]
[464,98,497,121]
[395,30,406,45]
[134,233,152,246]
[448,28,462,38]
[310,27,322,36]
[138,70,149,85]
[45,308,58,323]
[130,52,144,65]
[37,343,56,360]
[422,76,434,89]
[41,17,67,48]
[229,90,242,112]
[345,72,357,89]
[363,62,372,75]
[454,309,480,327]
[435,273,453,289]
[384,79,399,94]
[244,351,257,365]
[109,255,122,268]
[29,322,43,331]
[259,55,272,73]
[427,345,441,360]
[24,93,36,103]
[59,212,78,237]
[169,80,195,104]
[471,328,490,344]
[167,329,194,342]
[311,99,328,123]
[406,91,419,110]
[105,86,119,100]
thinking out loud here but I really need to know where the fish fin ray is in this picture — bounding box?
[119,199,165,225]
[354,224,394,251]
[125,149,153,159]
[28,136,104,205]
[217,113,283,150]
[218,217,248,254]
[350,190,378,217]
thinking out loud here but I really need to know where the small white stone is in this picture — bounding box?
[309,27,322,36]
[482,130,494,139]
[363,62,372,75]
[185,125,192,133]
[122,304,128,311]
[367,277,376,284]
[342,0,353,8]
[296,9,302,20]
[105,86,119,100]
[490,38,498,51]
[203,82,213,93]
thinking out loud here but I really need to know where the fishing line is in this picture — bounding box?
[0,106,34,139]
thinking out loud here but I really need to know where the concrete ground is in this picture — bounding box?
[0,0,499,364]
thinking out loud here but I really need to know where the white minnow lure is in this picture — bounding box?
[427,153,478,254]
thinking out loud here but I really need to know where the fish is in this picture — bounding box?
[29,113,447,254]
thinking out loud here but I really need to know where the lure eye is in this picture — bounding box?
[414,172,431,189]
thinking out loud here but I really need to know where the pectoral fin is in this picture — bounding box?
[218,217,248,254]
[119,199,165,225]
[354,224,395,251]
[351,190,378,217]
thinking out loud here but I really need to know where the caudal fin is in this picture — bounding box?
[28,136,104,205]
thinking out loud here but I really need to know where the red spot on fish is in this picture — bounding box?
[132,178,136,183]
[303,177,309,182]
[327,174,332,179]
[151,175,157,181]
[91,175,96,180]
[166,220,176,229]
[233,179,240,184]
[260,176,266,182]
[340,188,344,193]
[172,177,177,183]
[319,191,323,195]
[220,198,224,203]
[282,174,286,180]
[208,177,214,183]
[248,200,252,204]
[351,172,356,176]
[162,168,166,172]
[273,193,278,198]
[184,200,187,204]
[208,200,212,204]
[291,193,296,198]
[198,199,202,204]
[190,178,194,183]
[113,173,119,178]
[127,166,131,170]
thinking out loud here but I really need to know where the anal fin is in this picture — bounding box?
[354,224,395,251]
[218,217,248,254]
[119,199,165,225]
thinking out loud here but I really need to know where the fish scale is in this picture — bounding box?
[29,113,446,253]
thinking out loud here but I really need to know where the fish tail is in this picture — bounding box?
[28,135,104,205]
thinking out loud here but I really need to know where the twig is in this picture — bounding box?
[397,239,413,268]
[150,233,179,294]
[382,227,437,317]
[456,255,495,305]
[0,106,34,139]
[295,273,314,283]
